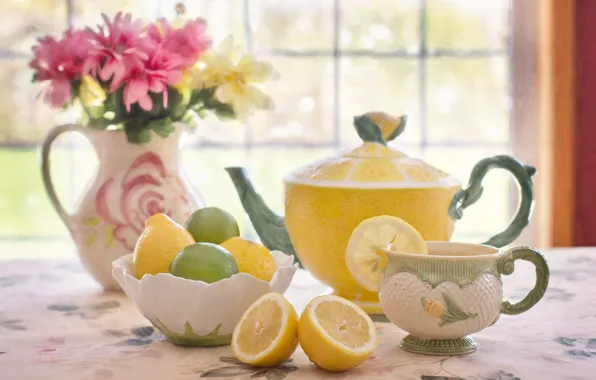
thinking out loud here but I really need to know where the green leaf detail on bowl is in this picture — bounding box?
[154,319,232,347]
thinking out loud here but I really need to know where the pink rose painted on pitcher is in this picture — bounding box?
[95,152,193,251]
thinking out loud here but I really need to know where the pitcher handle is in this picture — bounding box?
[41,124,89,232]
[448,155,536,248]
[498,246,550,315]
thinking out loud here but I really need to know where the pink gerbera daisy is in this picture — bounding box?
[148,18,211,68]
[29,29,92,108]
[83,12,151,92]
[122,44,184,112]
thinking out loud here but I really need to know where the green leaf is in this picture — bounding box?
[181,110,200,131]
[85,105,105,120]
[149,92,166,116]
[204,98,236,120]
[147,117,175,138]
[137,128,151,144]
[106,88,125,119]
[353,115,385,144]
[87,118,113,130]
[124,120,152,144]
[437,293,478,326]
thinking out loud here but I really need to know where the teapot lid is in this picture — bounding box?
[284,112,460,189]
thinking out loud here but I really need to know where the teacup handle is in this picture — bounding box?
[448,155,536,248]
[498,246,550,315]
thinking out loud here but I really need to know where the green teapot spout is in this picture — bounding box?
[224,167,301,267]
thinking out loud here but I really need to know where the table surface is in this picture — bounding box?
[1,248,595,380]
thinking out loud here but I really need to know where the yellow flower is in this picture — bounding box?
[172,70,193,105]
[424,298,445,318]
[190,36,276,119]
[79,75,106,108]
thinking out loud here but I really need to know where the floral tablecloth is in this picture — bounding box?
[1,249,595,380]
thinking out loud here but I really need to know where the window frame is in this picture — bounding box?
[0,0,540,246]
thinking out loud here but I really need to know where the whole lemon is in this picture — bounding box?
[220,237,276,282]
[133,213,195,279]
[185,207,240,244]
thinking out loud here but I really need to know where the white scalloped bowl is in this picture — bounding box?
[112,251,298,347]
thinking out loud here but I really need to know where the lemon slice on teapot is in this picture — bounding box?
[345,215,427,292]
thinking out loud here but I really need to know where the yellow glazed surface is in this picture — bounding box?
[285,184,459,309]
[284,139,461,312]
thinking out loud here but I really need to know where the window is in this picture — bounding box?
[0,0,529,258]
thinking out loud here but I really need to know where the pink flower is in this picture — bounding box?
[148,18,211,68]
[29,30,92,108]
[122,45,184,112]
[83,12,150,92]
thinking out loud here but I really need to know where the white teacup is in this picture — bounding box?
[379,242,549,355]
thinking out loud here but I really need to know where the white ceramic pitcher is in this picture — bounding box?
[41,124,203,290]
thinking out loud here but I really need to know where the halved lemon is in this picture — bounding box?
[345,215,427,292]
[231,292,299,367]
[297,295,378,372]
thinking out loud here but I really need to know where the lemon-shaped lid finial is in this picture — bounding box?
[353,112,407,146]
[285,111,460,189]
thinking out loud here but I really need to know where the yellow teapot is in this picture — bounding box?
[225,112,535,315]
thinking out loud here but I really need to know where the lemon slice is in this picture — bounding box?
[345,215,427,292]
[232,293,299,367]
[297,295,378,372]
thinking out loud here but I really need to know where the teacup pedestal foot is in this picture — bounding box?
[400,335,477,356]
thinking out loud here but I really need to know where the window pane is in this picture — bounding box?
[74,0,244,49]
[427,57,509,143]
[0,147,70,238]
[427,0,510,51]
[188,114,247,145]
[159,0,245,42]
[340,58,420,147]
[72,0,157,27]
[251,57,334,143]
[250,148,334,213]
[340,0,420,51]
[181,147,253,234]
[423,147,513,242]
[250,0,333,51]
[0,59,77,144]
[0,0,66,54]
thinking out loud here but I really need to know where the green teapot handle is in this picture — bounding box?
[448,155,536,248]
[498,246,550,315]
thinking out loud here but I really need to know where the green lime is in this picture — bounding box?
[185,207,240,244]
[170,243,238,283]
